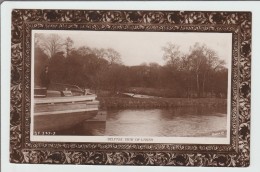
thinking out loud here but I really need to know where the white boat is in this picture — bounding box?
[33,85,100,132]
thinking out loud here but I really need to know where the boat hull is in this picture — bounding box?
[34,100,99,116]
[33,95,100,132]
[33,110,98,132]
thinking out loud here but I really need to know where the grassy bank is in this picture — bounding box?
[98,97,227,109]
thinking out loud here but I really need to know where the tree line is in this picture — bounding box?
[34,33,228,98]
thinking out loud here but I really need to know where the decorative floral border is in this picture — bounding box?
[10,10,251,166]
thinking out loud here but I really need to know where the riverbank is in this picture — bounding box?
[98,97,227,109]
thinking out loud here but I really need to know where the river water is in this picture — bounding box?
[57,106,227,137]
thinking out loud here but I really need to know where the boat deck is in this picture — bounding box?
[34,95,97,104]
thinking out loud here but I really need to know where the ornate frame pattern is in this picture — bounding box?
[10,9,251,166]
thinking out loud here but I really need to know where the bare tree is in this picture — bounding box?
[205,48,225,70]
[203,47,225,97]
[75,47,122,74]
[188,43,226,97]
[162,42,182,69]
[179,55,193,97]
[188,43,207,97]
[161,41,227,98]
[105,48,122,65]
[34,33,45,47]
[91,48,106,58]
[64,37,74,57]
[40,34,64,58]
[77,46,93,56]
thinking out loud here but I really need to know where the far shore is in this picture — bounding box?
[98,97,227,109]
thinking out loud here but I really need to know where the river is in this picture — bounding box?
[56,106,227,137]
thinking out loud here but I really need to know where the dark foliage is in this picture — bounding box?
[34,35,228,98]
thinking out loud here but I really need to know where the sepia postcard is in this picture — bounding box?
[9,9,251,166]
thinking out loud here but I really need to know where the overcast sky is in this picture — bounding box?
[34,30,232,67]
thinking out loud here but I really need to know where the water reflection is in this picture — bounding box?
[56,106,227,137]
